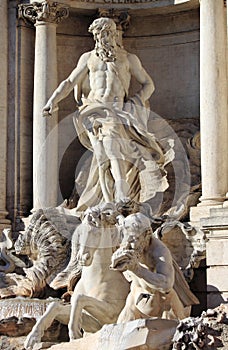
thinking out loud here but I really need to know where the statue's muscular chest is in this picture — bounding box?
[87,52,130,81]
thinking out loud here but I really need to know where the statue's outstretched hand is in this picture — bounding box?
[42,101,58,117]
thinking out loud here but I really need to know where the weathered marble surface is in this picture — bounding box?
[172,304,228,349]
[1,304,228,349]
[47,318,178,350]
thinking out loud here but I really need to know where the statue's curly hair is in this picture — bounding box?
[88,17,116,34]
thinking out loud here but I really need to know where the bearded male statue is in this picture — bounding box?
[43,17,174,211]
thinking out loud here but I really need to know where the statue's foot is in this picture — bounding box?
[69,328,83,341]
[24,329,42,350]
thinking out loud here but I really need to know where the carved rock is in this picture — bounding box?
[0,318,68,347]
[154,220,206,282]
[172,304,228,349]
[48,318,178,350]
[0,317,36,337]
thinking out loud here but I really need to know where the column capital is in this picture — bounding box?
[18,1,69,25]
[98,8,130,32]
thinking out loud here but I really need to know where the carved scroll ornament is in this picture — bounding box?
[98,8,130,31]
[18,1,69,25]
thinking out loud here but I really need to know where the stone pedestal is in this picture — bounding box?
[201,208,228,308]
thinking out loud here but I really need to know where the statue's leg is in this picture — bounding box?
[24,302,70,349]
[81,312,102,333]
[117,292,137,323]
[87,132,113,202]
[166,289,186,320]
[102,137,129,201]
[98,162,113,202]
[110,159,129,202]
[69,294,118,340]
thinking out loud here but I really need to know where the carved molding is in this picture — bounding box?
[98,8,130,31]
[18,1,69,25]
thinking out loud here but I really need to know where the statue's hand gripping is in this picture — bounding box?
[42,101,58,117]
[111,249,139,273]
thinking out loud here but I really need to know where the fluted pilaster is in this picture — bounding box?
[0,0,11,229]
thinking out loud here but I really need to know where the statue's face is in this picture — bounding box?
[120,214,151,253]
[93,28,116,48]
[121,225,146,252]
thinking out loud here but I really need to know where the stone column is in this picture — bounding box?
[0,0,11,229]
[20,2,69,210]
[199,0,228,206]
[15,7,35,222]
[196,0,228,310]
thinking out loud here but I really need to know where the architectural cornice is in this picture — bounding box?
[18,1,69,25]
[26,0,199,14]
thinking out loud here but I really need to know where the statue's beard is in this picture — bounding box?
[95,38,117,62]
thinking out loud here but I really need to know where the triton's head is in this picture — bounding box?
[120,213,152,253]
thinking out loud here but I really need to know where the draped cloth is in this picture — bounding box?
[73,95,175,211]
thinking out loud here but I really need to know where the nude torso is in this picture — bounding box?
[86,50,131,106]
[121,261,164,319]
